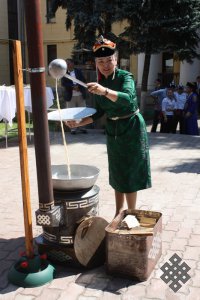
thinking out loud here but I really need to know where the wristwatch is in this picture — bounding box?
[104,88,109,96]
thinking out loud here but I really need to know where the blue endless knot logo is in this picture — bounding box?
[160,253,191,292]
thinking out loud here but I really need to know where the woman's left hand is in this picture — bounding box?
[87,82,106,96]
[65,120,79,128]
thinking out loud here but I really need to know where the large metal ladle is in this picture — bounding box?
[48,59,97,190]
[48,59,88,88]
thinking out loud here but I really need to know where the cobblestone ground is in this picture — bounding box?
[0,124,200,300]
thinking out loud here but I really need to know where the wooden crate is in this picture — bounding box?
[105,209,162,281]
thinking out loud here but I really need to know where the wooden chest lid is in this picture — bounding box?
[74,216,108,268]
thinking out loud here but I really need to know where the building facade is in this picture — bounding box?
[0,0,199,90]
[0,1,10,85]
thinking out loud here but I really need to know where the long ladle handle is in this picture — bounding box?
[64,74,88,88]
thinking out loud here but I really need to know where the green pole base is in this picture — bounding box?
[8,254,56,288]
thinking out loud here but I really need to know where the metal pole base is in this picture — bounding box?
[8,254,56,287]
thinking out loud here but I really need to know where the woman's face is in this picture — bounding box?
[95,55,117,78]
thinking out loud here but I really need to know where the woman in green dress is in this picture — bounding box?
[66,36,151,217]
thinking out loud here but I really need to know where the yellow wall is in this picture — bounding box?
[130,55,138,79]
[112,21,127,36]
[0,0,10,85]
[111,21,137,78]
[173,59,180,73]
[173,56,180,85]
[0,3,181,89]
[40,5,138,85]
[40,3,75,85]
[0,4,139,91]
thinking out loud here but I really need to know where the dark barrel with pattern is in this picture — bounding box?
[42,186,99,245]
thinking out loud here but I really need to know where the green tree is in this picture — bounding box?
[49,0,118,49]
[49,0,200,111]
[116,0,200,111]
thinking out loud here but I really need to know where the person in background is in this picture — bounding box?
[184,82,199,136]
[151,84,176,133]
[150,79,164,133]
[61,58,87,134]
[66,36,151,218]
[162,87,177,133]
[196,76,200,93]
[196,76,200,114]
[155,78,162,90]
[174,85,187,134]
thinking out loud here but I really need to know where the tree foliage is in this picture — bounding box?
[49,0,200,95]
[116,0,200,62]
[50,0,200,61]
[49,0,118,49]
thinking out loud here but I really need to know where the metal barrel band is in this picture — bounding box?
[22,67,45,73]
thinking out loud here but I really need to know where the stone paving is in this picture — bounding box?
[0,123,200,300]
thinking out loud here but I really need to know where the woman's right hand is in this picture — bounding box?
[65,116,93,128]
[87,82,107,96]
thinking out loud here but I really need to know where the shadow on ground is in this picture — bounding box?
[0,237,26,293]
[49,129,106,146]
[0,129,107,148]
[75,266,137,295]
[149,133,200,150]
[0,237,139,296]
[0,136,35,149]
[54,264,138,295]
[167,159,200,174]
[1,128,200,151]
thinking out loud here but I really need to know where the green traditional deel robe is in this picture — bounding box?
[91,68,151,193]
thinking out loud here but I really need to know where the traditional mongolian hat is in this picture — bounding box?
[93,35,116,58]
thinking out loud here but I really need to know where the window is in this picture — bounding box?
[162,53,174,74]
[46,0,56,23]
[160,52,178,86]
[47,45,57,66]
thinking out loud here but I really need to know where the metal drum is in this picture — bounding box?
[42,185,99,245]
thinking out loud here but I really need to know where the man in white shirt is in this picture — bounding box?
[174,85,187,134]
[162,87,177,133]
